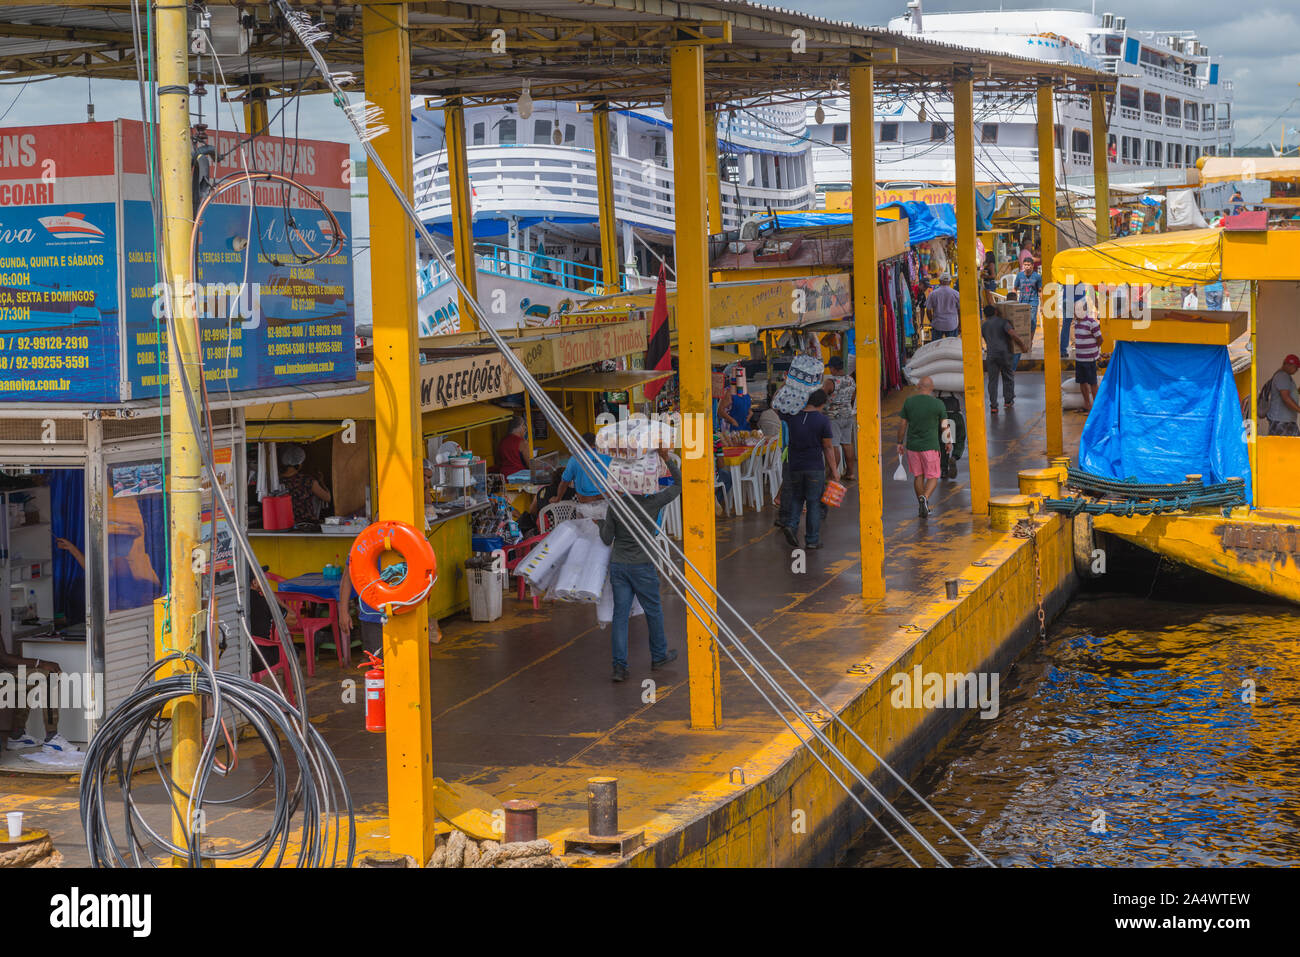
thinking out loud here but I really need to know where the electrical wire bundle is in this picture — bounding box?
[80,652,354,868]
[74,1,357,869]
[278,0,994,867]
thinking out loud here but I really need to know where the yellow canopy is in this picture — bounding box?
[1050,228,1224,287]
[1200,156,1300,185]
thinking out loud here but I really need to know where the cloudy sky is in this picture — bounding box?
[0,0,1292,152]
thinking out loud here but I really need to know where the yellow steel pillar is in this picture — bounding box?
[1038,83,1063,459]
[1090,88,1111,243]
[593,107,622,294]
[242,93,268,137]
[156,0,202,865]
[363,4,436,862]
[671,43,721,729]
[849,61,884,599]
[705,108,722,236]
[955,77,990,514]
[444,98,478,332]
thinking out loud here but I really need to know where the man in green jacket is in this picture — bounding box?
[599,448,681,682]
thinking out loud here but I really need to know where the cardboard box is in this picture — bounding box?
[995,302,1035,343]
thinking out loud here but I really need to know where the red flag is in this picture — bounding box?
[642,263,672,401]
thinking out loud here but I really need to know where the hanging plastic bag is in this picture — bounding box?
[893,455,908,481]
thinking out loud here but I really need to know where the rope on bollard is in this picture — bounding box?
[0,836,62,868]
[425,833,561,868]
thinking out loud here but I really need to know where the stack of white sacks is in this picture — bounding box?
[903,337,965,392]
[1062,377,1086,410]
[516,418,678,626]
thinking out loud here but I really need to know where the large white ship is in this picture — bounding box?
[408,100,817,331]
[806,3,1235,197]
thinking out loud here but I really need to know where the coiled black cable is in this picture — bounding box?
[79,652,355,868]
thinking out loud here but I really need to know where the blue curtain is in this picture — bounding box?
[1079,341,1252,495]
[48,469,85,625]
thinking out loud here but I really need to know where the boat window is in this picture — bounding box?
[1119,85,1140,108]
[1071,129,1091,154]
[879,123,898,143]
[533,119,551,144]
[929,122,948,142]
[831,124,848,144]
[1054,124,1064,151]
[564,123,576,144]
[1164,96,1181,117]
[472,122,485,146]
[981,123,998,144]
[498,118,516,145]
[1203,104,1215,121]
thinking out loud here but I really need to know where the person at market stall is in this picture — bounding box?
[822,356,856,482]
[1,647,81,758]
[778,388,839,551]
[925,273,961,340]
[726,381,753,431]
[758,383,783,440]
[716,380,738,430]
[494,416,532,477]
[714,433,734,511]
[1012,258,1042,368]
[599,447,681,682]
[897,375,953,519]
[557,432,612,520]
[981,304,1028,414]
[278,444,331,523]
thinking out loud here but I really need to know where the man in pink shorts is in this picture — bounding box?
[896,375,953,517]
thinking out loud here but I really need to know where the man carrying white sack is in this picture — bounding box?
[599,447,681,683]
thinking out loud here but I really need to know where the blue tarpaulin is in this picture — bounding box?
[1078,341,1251,496]
[770,194,993,246]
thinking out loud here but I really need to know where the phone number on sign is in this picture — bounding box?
[2,335,91,351]
[0,354,91,370]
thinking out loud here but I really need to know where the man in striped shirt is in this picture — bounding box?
[1073,307,1104,412]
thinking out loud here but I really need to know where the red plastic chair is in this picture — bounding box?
[275,590,344,677]
[249,634,295,708]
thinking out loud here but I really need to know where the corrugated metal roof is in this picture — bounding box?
[0,1,1111,105]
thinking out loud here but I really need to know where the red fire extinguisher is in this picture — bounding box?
[360,651,385,733]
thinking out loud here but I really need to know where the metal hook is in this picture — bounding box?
[728,766,745,785]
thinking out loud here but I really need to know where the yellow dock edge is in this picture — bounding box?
[1093,508,1300,604]
[576,515,1077,867]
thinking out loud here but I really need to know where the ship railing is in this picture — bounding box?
[1143,111,1162,125]
[1165,116,1182,129]
[1119,106,1142,122]
[416,242,601,297]
[413,143,813,234]
[1184,119,1199,132]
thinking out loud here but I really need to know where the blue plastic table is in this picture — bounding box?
[276,573,342,600]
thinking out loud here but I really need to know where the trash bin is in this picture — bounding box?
[468,565,505,622]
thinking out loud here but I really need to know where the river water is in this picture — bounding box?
[844,575,1300,867]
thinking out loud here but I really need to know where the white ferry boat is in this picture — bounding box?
[408,99,818,331]
[806,4,1235,197]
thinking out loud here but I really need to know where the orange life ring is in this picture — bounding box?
[348,521,437,616]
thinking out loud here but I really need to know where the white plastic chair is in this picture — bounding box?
[663,497,682,539]
[539,500,580,532]
[763,440,784,501]
[738,445,767,510]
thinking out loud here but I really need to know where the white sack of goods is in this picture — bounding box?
[553,536,592,601]
[574,537,611,603]
[596,578,645,626]
[519,519,581,588]
[924,371,965,392]
[1062,389,1087,410]
[907,336,963,368]
[1062,377,1082,394]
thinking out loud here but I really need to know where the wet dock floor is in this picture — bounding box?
[3,374,1084,866]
